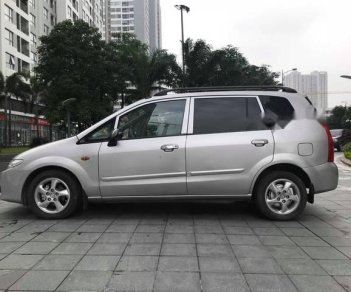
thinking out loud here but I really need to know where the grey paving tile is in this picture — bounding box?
[51,242,93,255]
[105,224,137,232]
[0,254,44,269]
[232,245,272,258]
[323,236,351,247]
[337,246,351,258]
[16,223,54,233]
[290,236,330,246]
[0,232,37,242]
[0,242,23,253]
[267,246,309,259]
[334,276,351,291]
[195,225,224,234]
[31,231,71,242]
[96,232,132,243]
[276,258,327,275]
[161,243,197,256]
[195,233,228,244]
[253,228,284,236]
[281,228,315,237]
[247,220,276,228]
[135,225,164,233]
[245,274,297,292]
[33,254,83,270]
[131,232,163,243]
[158,256,198,272]
[116,256,158,272]
[14,241,59,254]
[302,246,348,259]
[75,255,119,271]
[239,258,283,274]
[199,256,241,272]
[317,259,351,275]
[289,275,345,292]
[0,270,26,290]
[224,226,254,235]
[108,271,155,292]
[9,270,69,291]
[259,235,295,246]
[197,244,233,257]
[220,219,249,227]
[64,232,101,243]
[165,225,194,234]
[164,233,195,244]
[154,272,201,292]
[85,218,114,225]
[227,235,261,245]
[48,223,82,232]
[58,270,112,291]
[201,272,249,292]
[76,224,108,233]
[87,243,126,255]
[125,243,161,256]
[309,227,346,237]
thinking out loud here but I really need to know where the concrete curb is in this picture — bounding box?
[341,156,351,167]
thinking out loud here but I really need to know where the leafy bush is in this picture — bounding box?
[344,143,351,160]
[30,137,48,148]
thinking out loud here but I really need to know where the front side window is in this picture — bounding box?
[193,97,265,135]
[80,118,116,143]
[117,100,186,140]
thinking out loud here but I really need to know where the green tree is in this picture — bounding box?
[35,20,112,128]
[184,38,278,87]
[327,106,351,129]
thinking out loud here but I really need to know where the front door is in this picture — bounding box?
[186,96,274,196]
[99,99,189,197]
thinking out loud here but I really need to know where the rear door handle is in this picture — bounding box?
[161,144,179,152]
[251,139,269,147]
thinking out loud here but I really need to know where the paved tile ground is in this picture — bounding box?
[0,153,350,291]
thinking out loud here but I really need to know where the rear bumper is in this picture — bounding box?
[304,162,338,194]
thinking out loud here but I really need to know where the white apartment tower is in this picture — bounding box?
[0,0,105,77]
[105,0,162,50]
[284,70,328,114]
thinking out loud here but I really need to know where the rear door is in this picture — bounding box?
[186,95,274,196]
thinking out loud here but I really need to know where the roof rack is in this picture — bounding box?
[153,86,297,96]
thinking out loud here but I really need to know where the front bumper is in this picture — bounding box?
[304,162,338,194]
[0,168,29,204]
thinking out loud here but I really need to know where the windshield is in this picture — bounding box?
[330,129,343,137]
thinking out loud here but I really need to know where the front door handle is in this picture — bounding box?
[251,139,269,147]
[161,144,179,152]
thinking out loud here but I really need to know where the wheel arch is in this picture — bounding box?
[21,166,86,206]
[251,163,314,203]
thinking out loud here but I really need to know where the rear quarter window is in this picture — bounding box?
[259,96,295,128]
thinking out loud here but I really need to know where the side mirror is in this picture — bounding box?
[107,129,122,147]
[262,112,278,129]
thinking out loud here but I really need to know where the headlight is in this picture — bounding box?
[8,159,24,169]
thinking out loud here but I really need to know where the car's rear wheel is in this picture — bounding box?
[28,170,81,219]
[255,171,307,220]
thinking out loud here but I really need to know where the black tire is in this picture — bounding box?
[255,171,307,220]
[27,169,81,219]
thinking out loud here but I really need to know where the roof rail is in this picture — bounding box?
[153,86,298,96]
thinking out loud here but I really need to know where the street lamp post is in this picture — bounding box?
[175,4,190,87]
[281,68,297,85]
[62,98,76,138]
[341,75,351,80]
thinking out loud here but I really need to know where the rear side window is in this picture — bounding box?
[193,97,266,135]
[259,96,295,127]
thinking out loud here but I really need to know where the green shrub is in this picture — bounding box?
[30,137,48,148]
[344,143,351,160]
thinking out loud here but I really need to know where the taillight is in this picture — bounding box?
[321,123,334,162]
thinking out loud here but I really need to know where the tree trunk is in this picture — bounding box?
[8,98,11,147]
[49,124,53,142]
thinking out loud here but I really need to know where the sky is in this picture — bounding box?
[160,0,351,108]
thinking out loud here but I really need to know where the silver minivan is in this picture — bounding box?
[0,86,338,220]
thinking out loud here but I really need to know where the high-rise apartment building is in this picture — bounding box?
[0,0,105,77]
[105,0,161,50]
[284,70,328,114]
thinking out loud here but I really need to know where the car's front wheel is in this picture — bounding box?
[255,171,307,220]
[28,170,80,219]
